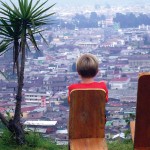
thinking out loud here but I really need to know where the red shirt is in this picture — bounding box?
[68,81,108,103]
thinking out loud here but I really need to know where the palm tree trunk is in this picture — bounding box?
[10,29,26,144]
[14,41,25,123]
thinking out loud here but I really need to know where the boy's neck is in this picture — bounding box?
[80,77,94,83]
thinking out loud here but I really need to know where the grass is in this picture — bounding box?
[108,140,133,150]
[0,136,67,150]
[0,128,67,150]
[0,137,133,150]
[0,128,133,150]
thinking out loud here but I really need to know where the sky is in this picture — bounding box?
[2,0,150,7]
[50,0,150,6]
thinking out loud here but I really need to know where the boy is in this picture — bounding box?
[68,53,108,103]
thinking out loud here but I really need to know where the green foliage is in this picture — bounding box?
[5,111,12,120]
[25,131,41,147]
[0,123,134,150]
[0,0,55,144]
[25,130,63,149]
[130,113,135,120]
[0,133,134,150]
[0,128,68,150]
[0,121,5,130]
[0,41,9,54]
[124,113,136,138]
[0,70,7,80]
[124,129,131,138]
[108,140,133,150]
[114,13,150,28]
[0,0,55,70]
[1,128,15,146]
[0,137,134,150]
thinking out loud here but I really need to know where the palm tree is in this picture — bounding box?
[0,0,55,144]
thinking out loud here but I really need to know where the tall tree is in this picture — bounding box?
[0,0,55,144]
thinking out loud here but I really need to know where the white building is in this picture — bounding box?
[24,92,52,104]
[109,78,130,90]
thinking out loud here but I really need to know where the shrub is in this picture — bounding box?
[1,128,15,146]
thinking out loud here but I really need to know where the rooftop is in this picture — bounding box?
[24,120,57,126]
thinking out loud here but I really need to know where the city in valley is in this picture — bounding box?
[0,3,150,145]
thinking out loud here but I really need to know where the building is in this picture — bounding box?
[109,78,130,90]
[24,92,52,104]
[24,120,57,134]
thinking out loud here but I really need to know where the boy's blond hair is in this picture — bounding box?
[76,53,99,78]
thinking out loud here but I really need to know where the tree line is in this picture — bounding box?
[55,12,150,29]
[55,12,106,29]
[114,13,150,28]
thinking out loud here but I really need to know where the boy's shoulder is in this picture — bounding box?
[68,81,107,89]
[68,83,81,89]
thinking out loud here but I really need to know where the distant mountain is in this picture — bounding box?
[50,0,150,7]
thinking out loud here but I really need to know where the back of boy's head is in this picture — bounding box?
[76,53,99,78]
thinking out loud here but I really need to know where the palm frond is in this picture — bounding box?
[24,0,28,12]
[0,70,8,80]
[18,0,26,17]
[32,4,56,19]
[0,0,55,54]
[27,28,39,50]
[29,0,40,15]
[39,32,49,46]
[34,12,56,23]
[25,0,33,18]
[26,42,31,52]
[0,1,21,18]
[30,0,49,16]
[1,19,13,34]
[9,0,22,17]
[0,41,10,54]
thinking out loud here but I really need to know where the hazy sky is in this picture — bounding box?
[50,0,150,6]
[1,0,150,7]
